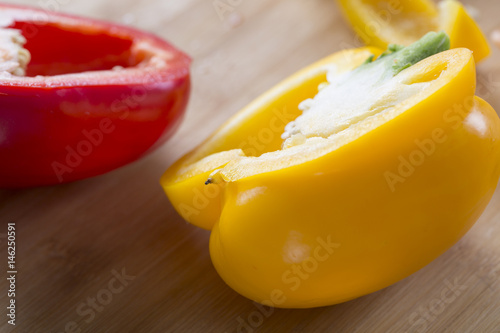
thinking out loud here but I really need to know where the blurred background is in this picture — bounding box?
[1,0,500,332]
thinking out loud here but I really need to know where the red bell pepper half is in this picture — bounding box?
[0,4,191,188]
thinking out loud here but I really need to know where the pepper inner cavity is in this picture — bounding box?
[281,31,451,149]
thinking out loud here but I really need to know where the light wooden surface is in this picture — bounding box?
[1,0,500,332]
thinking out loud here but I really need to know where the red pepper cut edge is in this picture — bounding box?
[0,4,191,188]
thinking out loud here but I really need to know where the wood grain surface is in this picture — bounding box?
[1,0,500,332]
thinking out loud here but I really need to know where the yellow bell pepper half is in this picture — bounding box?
[161,33,500,308]
[337,0,490,62]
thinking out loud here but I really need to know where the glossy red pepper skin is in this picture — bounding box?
[0,4,191,188]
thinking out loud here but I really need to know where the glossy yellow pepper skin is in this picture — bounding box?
[337,0,490,62]
[162,47,500,308]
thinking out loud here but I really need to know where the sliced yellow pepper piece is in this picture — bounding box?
[161,34,500,308]
[162,47,380,230]
[337,0,490,62]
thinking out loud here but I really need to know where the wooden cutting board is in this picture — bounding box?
[1,0,500,332]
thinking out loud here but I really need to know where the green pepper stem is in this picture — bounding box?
[355,31,451,81]
[391,31,451,75]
